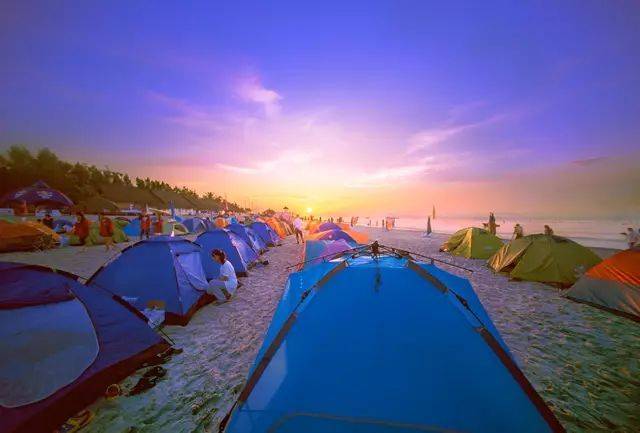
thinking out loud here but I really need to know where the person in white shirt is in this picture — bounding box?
[293,217,304,244]
[207,249,238,301]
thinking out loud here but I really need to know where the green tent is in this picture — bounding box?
[69,224,128,246]
[488,234,602,287]
[440,227,503,259]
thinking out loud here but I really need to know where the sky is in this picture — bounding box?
[1,1,639,217]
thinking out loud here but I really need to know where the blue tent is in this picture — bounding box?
[227,223,267,254]
[249,221,280,247]
[221,251,564,433]
[183,217,207,234]
[88,236,214,325]
[53,218,73,232]
[0,262,168,433]
[0,180,74,209]
[246,226,268,252]
[122,218,141,237]
[196,230,258,278]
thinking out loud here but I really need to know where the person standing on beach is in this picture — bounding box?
[139,213,151,240]
[544,225,554,236]
[154,213,163,235]
[293,216,304,244]
[207,249,238,301]
[513,224,524,239]
[73,212,90,249]
[488,212,499,235]
[99,213,115,251]
[625,227,639,249]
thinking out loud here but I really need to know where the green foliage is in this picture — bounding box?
[0,145,244,211]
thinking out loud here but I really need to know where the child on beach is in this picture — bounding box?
[206,249,238,301]
[99,213,114,251]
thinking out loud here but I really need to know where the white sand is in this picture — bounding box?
[2,229,638,433]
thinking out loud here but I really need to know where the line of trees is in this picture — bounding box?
[0,145,245,211]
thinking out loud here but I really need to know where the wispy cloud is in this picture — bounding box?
[217,149,319,174]
[572,156,608,166]
[236,75,282,117]
[346,158,434,188]
[406,113,507,155]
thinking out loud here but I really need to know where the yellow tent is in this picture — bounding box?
[0,220,57,252]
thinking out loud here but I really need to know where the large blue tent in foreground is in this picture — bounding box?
[0,262,168,433]
[221,246,564,433]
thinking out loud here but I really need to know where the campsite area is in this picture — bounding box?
[2,227,638,433]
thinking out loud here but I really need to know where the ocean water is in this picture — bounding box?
[356,216,638,249]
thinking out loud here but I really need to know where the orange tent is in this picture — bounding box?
[307,228,369,245]
[342,229,368,244]
[0,220,57,252]
[265,218,287,238]
[215,217,227,228]
[336,222,350,231]
[23,221,61,243]
[306,221,321,233]
[566,248,640,322]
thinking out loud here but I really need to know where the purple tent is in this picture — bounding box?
[1,181,74,208]
[318,222,341,232]
[312,229,357,244]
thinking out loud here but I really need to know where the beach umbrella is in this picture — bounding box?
[1,180,74,209]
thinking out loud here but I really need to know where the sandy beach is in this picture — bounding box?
[2,228,639,433]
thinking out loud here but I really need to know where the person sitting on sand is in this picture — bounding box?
[544,225,554,236]
[99,213,115,251]
[73,212,90,248]
[207,249,238,301]
[42,212,54,229]
[513,224,524,239]
[625,227,639,249]
[293,216,304,244]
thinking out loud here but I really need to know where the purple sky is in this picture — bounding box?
[1,2,639,216]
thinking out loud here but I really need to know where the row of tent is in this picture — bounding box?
[89,221,282,325]
[440,227,640,323]
[1,219,290,433]
[219,237,567,432]
[0,212,290,252]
